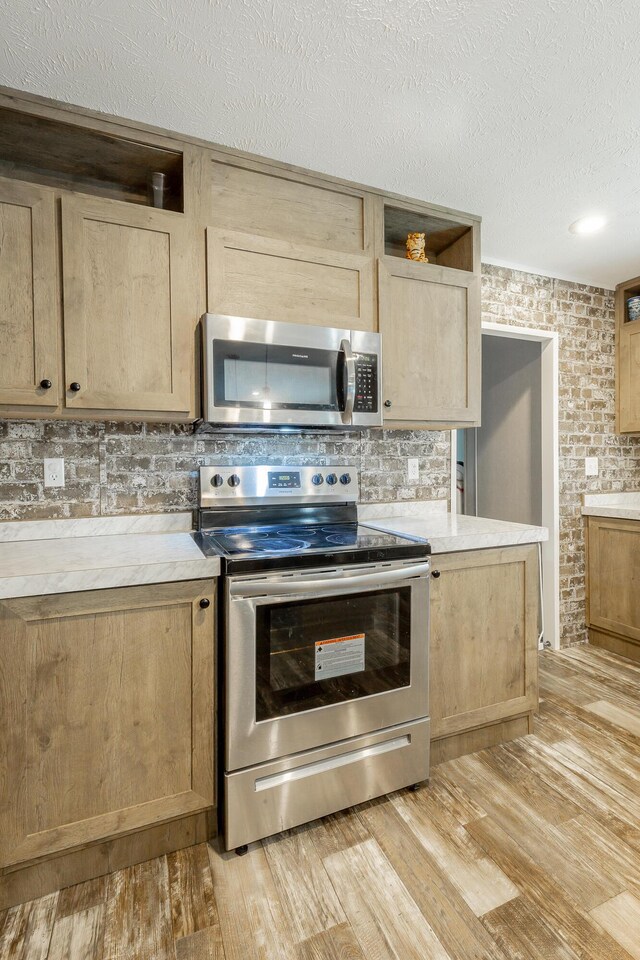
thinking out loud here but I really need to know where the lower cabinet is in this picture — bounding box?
[429,545,539,764]
[0,579,216,902]
[586,515,640,660]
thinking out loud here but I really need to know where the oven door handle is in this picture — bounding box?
[229,561,431,598]
[339,338,356,424]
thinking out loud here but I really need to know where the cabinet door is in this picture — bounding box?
[207,229,376,331]
[430,546,538,739]
[587,517,640,641]
[0,580,215,871]
[617,290,640,432]
[378,258,480,425]
[210,155,373,254]
[0,179,59,406]
[61,196,196,414]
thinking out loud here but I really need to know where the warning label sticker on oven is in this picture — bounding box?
[315,633,365,681]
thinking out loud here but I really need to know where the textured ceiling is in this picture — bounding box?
[2,0,640,288]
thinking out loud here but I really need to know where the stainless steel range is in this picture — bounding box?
[195,464,431,852]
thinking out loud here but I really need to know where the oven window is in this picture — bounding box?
[213,340,340,411]
[255,587,411,721]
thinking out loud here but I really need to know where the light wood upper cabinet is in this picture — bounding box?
[0,580,215,872]
[0,179,59,407]
[61,196,197,414]
[616,276,640,433]
[429,545,539,741]
[378,258,481,425]
[207,228,376,331]
[210,156,371,254]
[586,516,640,654]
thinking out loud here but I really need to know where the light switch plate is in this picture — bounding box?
[44,457,65,488]
[407,458,420,482]
[585,457,599,477]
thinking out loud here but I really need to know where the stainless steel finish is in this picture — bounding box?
[340,337,356,424]
[254,734,411,791]
[229,560,431,598]
[224,718,430,849]
[199,463,358,507]
[202,313,382,429]
[225,557,430,771]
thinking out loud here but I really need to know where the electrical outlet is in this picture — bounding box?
[44,457,65,488]
[585,457,599,477]
[407,458,419,482]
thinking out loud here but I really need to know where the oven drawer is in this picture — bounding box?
[224,717,430,849]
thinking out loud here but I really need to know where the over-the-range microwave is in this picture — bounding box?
[201,314,383,431]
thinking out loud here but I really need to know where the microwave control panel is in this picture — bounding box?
[353,353,378,413]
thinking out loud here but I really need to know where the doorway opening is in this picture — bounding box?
[452,322,560,650]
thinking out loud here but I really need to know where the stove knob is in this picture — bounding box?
[339,473,352,485]
[228,474,241,488]
[326,473,338,485]
[210,474,224,488]
[311,474,324,486]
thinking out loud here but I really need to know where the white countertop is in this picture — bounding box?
[582,492,640,521]
[360,500,548,553]
[0,514,220,599]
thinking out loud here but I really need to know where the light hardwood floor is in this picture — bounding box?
[3,645,640,960]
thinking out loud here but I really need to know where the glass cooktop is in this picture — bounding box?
[202,522,424,558]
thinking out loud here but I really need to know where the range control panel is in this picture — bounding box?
[353,353,378,413]
[199,464,359,506]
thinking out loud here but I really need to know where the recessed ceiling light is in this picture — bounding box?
[569,215,607,236]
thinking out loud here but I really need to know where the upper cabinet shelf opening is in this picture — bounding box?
[383,203,475,272]
[0,106,184,211]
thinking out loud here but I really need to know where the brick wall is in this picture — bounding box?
[1,263,639,645]
[481,264,640,645]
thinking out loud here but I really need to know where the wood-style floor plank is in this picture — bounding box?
[263,824,346,943]
[207,841,294,960]
[443,753,623,911]
[584,699,640,738]
[55,876,107,920]
[47,905,105,960]
[102,856,174,960]
[294,922,366,960]
[390,786,519,916]
[0,893,58,960]
[174,926,225,960]
[590,891,640,960]
[357,799,509,960]
[323,837,452,960]
[167,843,219,940]
[305,807,372,859]
[481,893,583,960]
[466,814,636,960]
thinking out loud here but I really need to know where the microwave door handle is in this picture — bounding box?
[340,339,356,424]
[229,562,431,598]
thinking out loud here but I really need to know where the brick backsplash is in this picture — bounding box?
[0,420,451,521]
[1,263,640,647]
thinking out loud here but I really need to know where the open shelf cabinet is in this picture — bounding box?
[0,105,184,211]
[383,202,476,272]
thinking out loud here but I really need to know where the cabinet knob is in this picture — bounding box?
[39,379,52,389]
[431,570,441,579]
[69,382,81,392]
[199,598,211,609]
[384,400,392,408]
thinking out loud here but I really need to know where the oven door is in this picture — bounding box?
[225,559,430,771]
